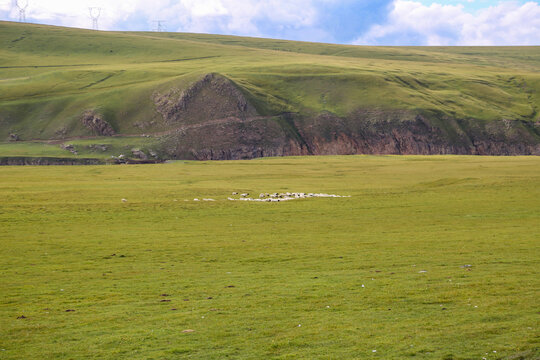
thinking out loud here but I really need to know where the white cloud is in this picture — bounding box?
[354,0,540,45]
[0,0,324,35]
[175,0,320,35]
[181,0,228,17]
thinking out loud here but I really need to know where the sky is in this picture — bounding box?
[0,0,539,45]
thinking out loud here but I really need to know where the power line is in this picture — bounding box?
[89,7,101,30]
[152,20,166,32]
[16,0,28,22]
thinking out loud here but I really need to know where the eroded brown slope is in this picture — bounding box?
[150,74,540,160]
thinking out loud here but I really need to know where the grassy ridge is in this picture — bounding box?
[1,21,539,148]
[0,155,539,358]
[148,31,540,69]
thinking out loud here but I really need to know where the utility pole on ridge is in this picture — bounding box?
[153,20,166,32]
[89,7,101,30]
[16,0,28,22]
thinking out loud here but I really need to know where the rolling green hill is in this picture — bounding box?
[0,21,539,161]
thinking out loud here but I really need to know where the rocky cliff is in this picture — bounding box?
[153,76,540,160]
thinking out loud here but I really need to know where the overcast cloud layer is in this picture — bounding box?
[0,0,538,45]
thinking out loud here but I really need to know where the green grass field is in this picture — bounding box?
[1,155,539,359]
[0,137,160,160]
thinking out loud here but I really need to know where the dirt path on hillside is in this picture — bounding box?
[42,115,278,144]
[149,115,276,136]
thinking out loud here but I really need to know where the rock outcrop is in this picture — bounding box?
[153,73,257,126]
[81,111,115,136]
[294,111,540,156]
[131,148,148,160]
[158,109,540,160]
[151,75,539,160]
[60,144,78,155]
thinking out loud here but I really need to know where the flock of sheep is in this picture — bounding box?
[227,192,350,202]
[122,192,350,203]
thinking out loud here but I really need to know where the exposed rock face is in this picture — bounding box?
[131,148,148,160]
[153,73,257,126]
[60,144,78,155]
[81,111,115,136]
[149,74,540,160]
[297,112,540,156]
[159,116,309,160]
[159,109,540,160]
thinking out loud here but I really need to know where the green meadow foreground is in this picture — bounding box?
[0,156,539,359]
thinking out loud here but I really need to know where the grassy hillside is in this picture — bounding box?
[0,156,539,359]
[0,21,539,159]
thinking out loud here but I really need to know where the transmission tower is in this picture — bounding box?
[89,7,101,30]
[152,20,166,32]
[16,0,28,22]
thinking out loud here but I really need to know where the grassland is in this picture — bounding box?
[0,137,157,159]
[0,155,538,359]
[1,21,539,160]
